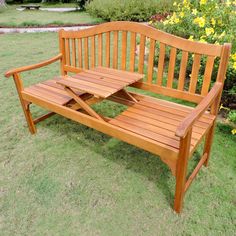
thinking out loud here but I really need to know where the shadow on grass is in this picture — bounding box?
[37,113,175,206]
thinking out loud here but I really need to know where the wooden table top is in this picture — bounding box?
[57,66,144,98]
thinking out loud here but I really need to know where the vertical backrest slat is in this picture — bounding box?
[71,39,76,67]
[106,32,110,67]
[98,34,103,66]
[129,32,136,72]
[201,56,215,95]
[189,54,201,93]
[138,34,146,74]
[167,47,177,88]
[65,39,70,66]
[78,38,82,68]
[147,39,156,84]
[121,31,127,70]
[59,30,66,75]
[113,31,118,69]
[157,43,166,86]
[84,37,89,69]
[178,51,189,91]
[90,36,95,68]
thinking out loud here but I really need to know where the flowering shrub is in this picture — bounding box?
[151,0,236,110]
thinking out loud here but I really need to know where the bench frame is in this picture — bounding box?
[5,22,231,213]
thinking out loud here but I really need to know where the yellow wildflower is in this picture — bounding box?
[231,53,236,61]
[188,35,194,41]
[211,18,216,27]
[226,0,231,6]
[193,17,205,28]
[233,62,236,70]
[179,12,185,18]
[173,1,177,6]
[200,36,207,43]
[205,27,214,36]
[200,0,207,5]
[232,129,236,135]
[192,9,197,15]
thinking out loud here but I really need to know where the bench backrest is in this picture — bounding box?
[58,21,230,104]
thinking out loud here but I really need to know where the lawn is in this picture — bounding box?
[0,32,236,235]
[0,4,103,27]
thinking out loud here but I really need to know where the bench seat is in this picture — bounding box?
[22,77,85,105]
[109,94,216,157]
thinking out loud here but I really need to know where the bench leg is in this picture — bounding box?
[174,130,191,213]
[203,122,216,167]
[24,103,37,134]
[13,74,36,134]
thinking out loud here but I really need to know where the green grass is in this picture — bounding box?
[0,32,236,235]
[0,4,103,27]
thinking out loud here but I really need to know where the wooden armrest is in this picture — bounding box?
[4,53,62,78]
[175,82,223,138]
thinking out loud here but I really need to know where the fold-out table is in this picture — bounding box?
[57,66,144,121]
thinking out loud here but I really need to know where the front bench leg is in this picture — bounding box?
[174,129,192,213]
[13,73,36,134]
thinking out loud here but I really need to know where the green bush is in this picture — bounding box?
[86,0,174,22]
[151,0,236,109]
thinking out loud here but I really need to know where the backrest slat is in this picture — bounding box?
[201,56,215,95]
[78,38,82,68]
[157,43,166,86]
[129,32,136,72]
[178,51,189,91]
[113,31,118,69]
[71,39,76,67]
[98,34,103,66]
[138,34,146,74]
[147,39,156,84]
[84,37,89,69]
[189,54,201,93]
[121,31,127,70]
[167,47,177,88]
[106,32,110,67]
[59,22,228,104]
[91,36,95,68]
[65,39,70,66]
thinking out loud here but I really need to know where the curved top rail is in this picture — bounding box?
[60,21,223,57]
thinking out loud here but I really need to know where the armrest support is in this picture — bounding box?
[5,53,62,78]
[175,82,223,138]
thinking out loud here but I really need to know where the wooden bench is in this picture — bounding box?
[5,22,231,213]
[21,5,41,10]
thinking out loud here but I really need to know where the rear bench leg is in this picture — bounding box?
[174,129,192,213]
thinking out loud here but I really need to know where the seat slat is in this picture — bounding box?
[109,119,180,150]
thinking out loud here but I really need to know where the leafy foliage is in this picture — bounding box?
[151,0,236,110]
[86,0,174,22]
